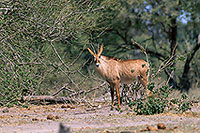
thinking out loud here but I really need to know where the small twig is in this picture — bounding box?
[166,70,174,85]
[171,43,178,56]
[68,48,84,67]
[49,40,69,70]
[18,62,42,66]
[132,40,147,55]
[152,54,176,79]
[51,83,75,96]
[69,82,106,97]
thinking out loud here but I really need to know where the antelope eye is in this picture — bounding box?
[98,56,101,59]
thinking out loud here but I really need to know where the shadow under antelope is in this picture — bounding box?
[88,45,150,109]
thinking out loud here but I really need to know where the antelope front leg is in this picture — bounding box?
[115,79,121,109]
[110,83,115,110]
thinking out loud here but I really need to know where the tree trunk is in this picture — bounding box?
[167,17,177,88]
[180,34,200,92]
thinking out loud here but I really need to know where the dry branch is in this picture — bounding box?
[69,82,106,97]
[51,83,74,96]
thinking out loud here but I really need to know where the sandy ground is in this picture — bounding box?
[0,102,200,133]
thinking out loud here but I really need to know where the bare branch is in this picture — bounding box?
[51,83,75,96]
[49,40,69,70]
[69,82,107,97]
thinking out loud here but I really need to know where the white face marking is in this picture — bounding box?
[94,55,101,67]
[96,62,100,67]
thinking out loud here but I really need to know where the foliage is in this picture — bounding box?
[128,83,192,115]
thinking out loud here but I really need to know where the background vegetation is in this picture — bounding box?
[0,0,199,108]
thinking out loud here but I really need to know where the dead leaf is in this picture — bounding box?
[141,125,158,132]
[55,115,60,119]
[47,114,55,120]
[32,118,39,121]
[147,125,158,131]
[157,123,166,129]
[61,104,75,109]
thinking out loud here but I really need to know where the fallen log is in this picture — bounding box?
[20,95,76,104]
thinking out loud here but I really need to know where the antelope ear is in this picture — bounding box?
[98,45,103,56]
[87,48,95,56]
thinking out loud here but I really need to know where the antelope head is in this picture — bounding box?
[87,45,103,67]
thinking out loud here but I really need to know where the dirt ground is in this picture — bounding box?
[0,101,200,133]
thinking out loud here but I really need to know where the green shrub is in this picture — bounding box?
[128,82,192,115]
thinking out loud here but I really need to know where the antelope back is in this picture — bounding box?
[87,45,149,84]
[117,59,149,84]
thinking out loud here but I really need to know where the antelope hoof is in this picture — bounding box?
[110,106,114,111]
[146,90,152,97]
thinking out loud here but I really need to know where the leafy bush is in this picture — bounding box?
[128,82,192,115]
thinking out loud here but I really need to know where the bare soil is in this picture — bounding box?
[0,101,200,133]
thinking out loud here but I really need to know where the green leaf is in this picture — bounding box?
[131,69,135,73]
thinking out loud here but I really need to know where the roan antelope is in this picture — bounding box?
[88,45,149,109]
